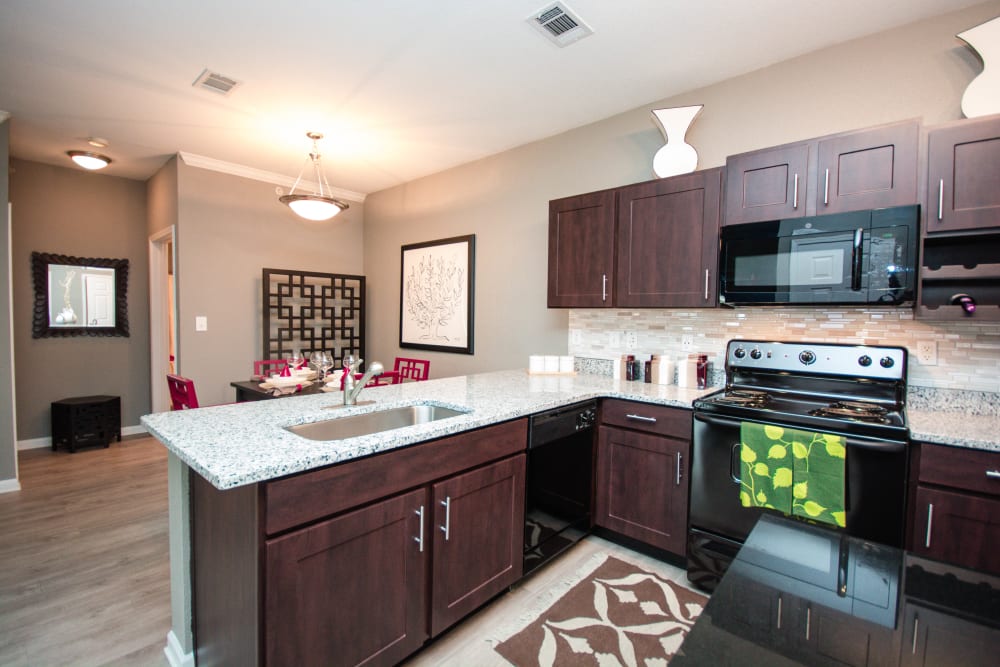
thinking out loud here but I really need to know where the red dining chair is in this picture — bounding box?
[393,357,430,383]
[254,359,287,377]
[166,374,200,410]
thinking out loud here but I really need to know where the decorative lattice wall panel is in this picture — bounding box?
[262,268,365,364]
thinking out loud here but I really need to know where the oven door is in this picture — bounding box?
[690,412,907,548]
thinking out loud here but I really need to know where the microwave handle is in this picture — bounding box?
[851,228,863,291]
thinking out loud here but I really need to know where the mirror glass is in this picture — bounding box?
[32,252,130,338]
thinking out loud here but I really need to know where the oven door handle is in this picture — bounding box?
[851,227,864,291]
[731,443,742,484]
[694,411,908,452]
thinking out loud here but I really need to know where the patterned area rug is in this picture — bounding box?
[494,555,708,667]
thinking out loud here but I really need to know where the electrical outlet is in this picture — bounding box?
[608,331,621,348]
[624,331,638,349]
[195,316,208,332]
[915,340,937,366]
[570,330,582,345]
[681,334,694,351]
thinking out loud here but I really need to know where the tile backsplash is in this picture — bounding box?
[568,307,1000,392]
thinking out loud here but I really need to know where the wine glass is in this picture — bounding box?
[288,350,303,371]
[309,351,323,377]
[319,352,334,381]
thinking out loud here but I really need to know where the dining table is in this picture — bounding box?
[231,370,401,403]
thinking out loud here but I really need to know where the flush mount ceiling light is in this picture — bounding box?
[67,150,112,170]
[279,132,349,221]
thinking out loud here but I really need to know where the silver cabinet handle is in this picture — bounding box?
[440,497,451,541]
[925,503,934,548]
[824,168,830,205]
[602,273,608,302]
[805,605,812,641]
[793,173,799,209]
[676,453,682,486]
[986,470,1000,480]
[912,616,920,654]
[414,506,425,552]
[776,595,782,629]
[625,413,657,423]
[938,178,944,221]
[704,269,710,300]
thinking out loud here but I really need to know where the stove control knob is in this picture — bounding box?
[880,356,895,369]
[798,350,816,365]
[750,347,762,360]
[733,347,746,359]
[858,355,873,367]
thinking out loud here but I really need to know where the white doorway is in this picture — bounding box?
[149,227,176,413]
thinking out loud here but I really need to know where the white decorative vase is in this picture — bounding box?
[958,16,1000,118]
[651,105,703,178]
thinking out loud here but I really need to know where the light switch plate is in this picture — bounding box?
[681,334,694,351]
[624,331,638,349]
[608,331,621,348]
[195,316,208,332]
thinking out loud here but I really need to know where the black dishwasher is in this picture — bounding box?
[524,400,596,576]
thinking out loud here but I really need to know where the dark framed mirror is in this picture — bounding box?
[32,251,130,338]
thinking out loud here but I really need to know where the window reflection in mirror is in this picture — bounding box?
[47,264,117,327]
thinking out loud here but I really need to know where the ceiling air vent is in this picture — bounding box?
[192,68,241,96]
[527,2,593,48]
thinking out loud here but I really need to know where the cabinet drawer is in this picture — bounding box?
[600,399,691,439]
[264,419,527,535]
[918,443,1000,497]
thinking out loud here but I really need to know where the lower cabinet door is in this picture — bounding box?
[900,601,1000,666]
[595,425,689,555]
[264,487,429,667]
[430,453,526,636]
[911,486,1000,575]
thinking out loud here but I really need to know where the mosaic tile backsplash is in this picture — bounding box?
[568,307,1000,393]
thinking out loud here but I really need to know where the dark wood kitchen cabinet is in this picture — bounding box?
[548,168,722,308]
[909,443,1000,575]
[899,601,1000,667]
[725,119,918,225]
[615,168,722,307]
[925,114,1000,234]
[595,400,690,556]
[191,419,527,667]
[548,189,617,307]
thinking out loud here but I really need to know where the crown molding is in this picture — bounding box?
[178,151,365,203]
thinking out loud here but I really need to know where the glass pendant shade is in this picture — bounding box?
[280,132,349,221]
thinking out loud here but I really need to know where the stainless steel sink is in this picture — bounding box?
[286,404,469,441]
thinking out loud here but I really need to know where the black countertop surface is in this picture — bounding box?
[673,515,1000,666]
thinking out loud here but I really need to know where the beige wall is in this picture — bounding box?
[9,159,150,440]
[363,2,1000,379]
[172,159,365,407]
[0,117,16,484]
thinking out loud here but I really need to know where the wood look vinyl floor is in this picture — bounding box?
[0,436,696,667]
[0,437,170,667]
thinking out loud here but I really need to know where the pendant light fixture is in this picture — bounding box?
[279,132,349,221]
[67,150,112,170]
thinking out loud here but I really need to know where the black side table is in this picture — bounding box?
[51,395,122,453]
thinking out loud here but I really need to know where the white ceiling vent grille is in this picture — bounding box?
[192,68,241,96]
[527,2,594,48]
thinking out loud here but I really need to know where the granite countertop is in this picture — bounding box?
[907,409,1000,452]
[141,369,715,490]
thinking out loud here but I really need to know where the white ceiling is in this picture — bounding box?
[0,0,983,197]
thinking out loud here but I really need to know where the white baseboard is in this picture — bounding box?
[163,630,194,667]
[17,424,148,450]
[0,477,21,493]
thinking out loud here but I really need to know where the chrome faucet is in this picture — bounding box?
[343,360,384,405]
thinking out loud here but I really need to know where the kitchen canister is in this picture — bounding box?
[650,354,675,385]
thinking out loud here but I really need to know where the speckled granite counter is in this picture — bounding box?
[141,369,715,490]
[907,409,1000,452]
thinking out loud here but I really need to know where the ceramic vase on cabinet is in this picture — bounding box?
[651,105,703,178]
[958,16,1000,118]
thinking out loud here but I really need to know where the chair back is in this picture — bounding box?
[166,374,200,410]
[254,359,287,377]
[393,357,430,382]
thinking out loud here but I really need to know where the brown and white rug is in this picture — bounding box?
[493,554,708,667]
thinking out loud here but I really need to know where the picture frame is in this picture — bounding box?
[399,234,475,354]
[31,251,130,338]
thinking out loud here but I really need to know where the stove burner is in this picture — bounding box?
[714,389,771,408]
[809,406,890,424]
[831,400,889,415]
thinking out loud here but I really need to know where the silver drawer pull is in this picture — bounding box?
[824,168,830,205]
[414,506,425,552]
[912,616,920,654]
[602,273,608,302]
[986,470,1000,480]
[925,503,934,549]
[676,453,682,486]
[625,414,657,423]
[938,179,944,221]
[440,497,451,541]
[793,173,799,209]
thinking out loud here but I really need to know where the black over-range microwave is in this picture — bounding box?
[718,205,919,306]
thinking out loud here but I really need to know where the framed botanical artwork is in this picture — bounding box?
[399,234,475,354]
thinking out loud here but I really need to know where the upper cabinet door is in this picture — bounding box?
[725,143,810,225]
[926,114,1000,234]
[616,168,722,307]
[816,120,918,215]
[547,190,617,307]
